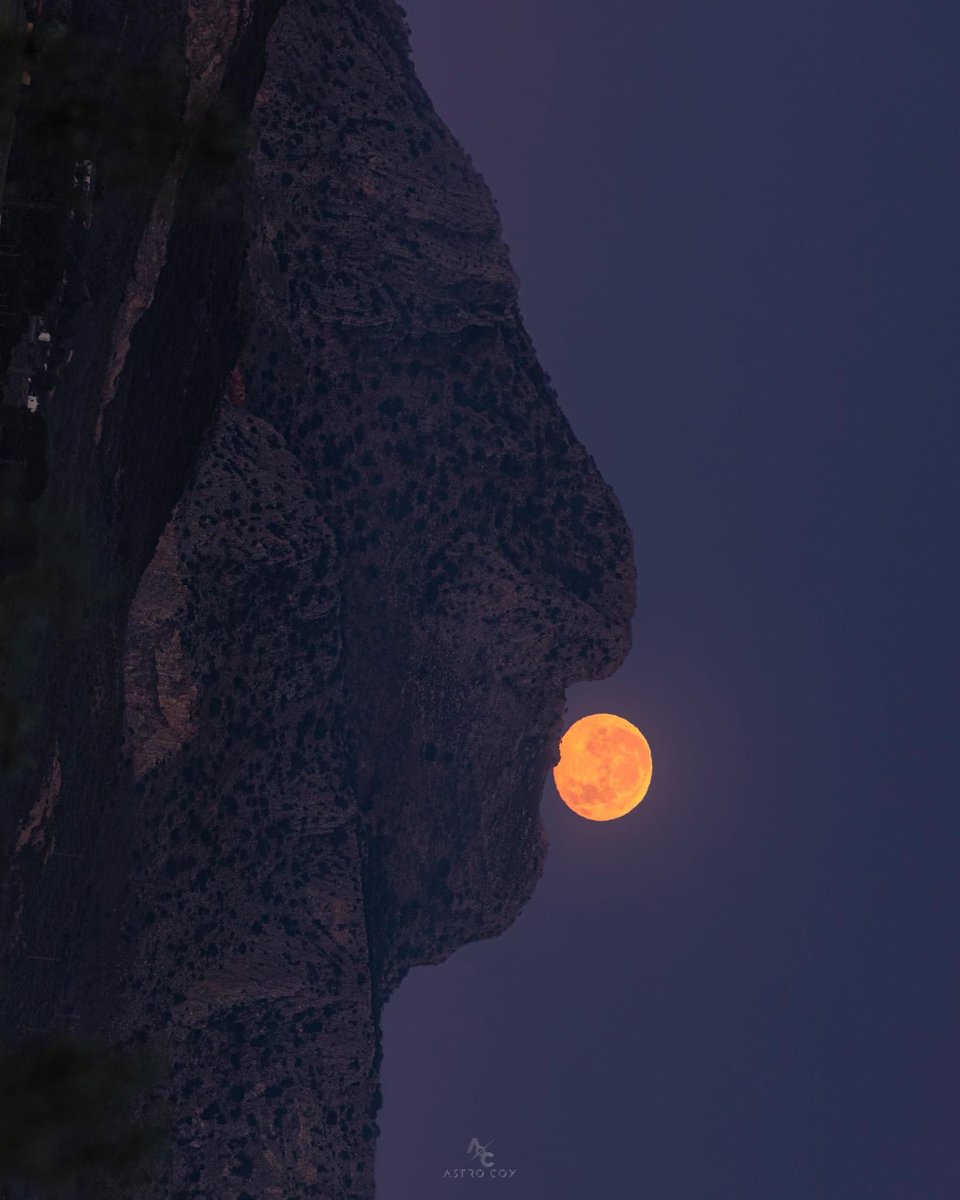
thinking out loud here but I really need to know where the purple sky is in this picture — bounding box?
[376,4,960,1197]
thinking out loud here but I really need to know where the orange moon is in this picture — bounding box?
[553,713,652,821]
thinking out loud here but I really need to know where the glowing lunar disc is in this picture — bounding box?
[553,713,652,821]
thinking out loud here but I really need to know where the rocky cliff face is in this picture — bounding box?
[240,0,635,1000]
[1,2,635,1197]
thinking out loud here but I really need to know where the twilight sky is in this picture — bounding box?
[376,3,960,1197]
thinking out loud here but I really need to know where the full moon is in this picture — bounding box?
[553,713,653,821]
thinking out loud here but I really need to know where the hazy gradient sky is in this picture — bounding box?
[376,4,960,1197]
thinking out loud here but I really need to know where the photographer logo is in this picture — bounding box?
[442,1136,518,1180]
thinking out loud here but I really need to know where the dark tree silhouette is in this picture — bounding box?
[0,1034,172,1196]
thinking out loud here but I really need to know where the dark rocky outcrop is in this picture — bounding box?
[1,2,635,1197]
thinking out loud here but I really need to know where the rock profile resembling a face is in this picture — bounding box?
[0,3,639,1200]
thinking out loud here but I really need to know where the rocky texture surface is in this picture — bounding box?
[241,0,636,1002]
[1,1,635,1197]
